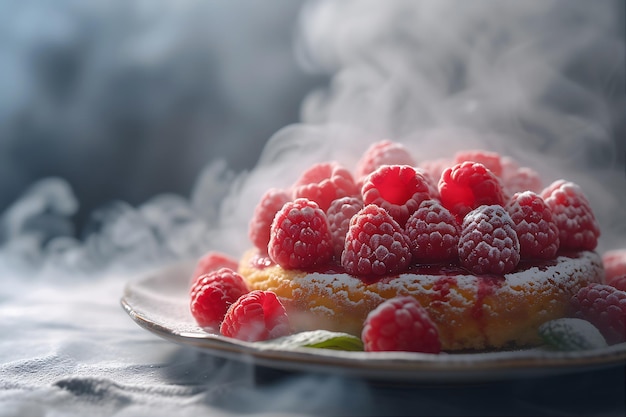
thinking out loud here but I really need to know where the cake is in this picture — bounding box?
[190,140,611,352]
[239,248,603,351]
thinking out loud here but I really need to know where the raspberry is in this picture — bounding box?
[438,162,506,223]
[361,296,441,353]
[404,199,460,263]
[293,162,359,211]
[355,140,416,180]
[268,198,333,269]
[190,251,239,285]
[361,165,432,227]
[419,158,453,184]
[502,165,542,195]
[341,204,412,276]
[326,196,364,259]
[220,290,291,342]
[454,150,503,177]
[603,249,626,282]
[541,180,600,250]
[415,167,441,200]
[248,188,291,252]
[505,191,560,259]
[458,205,521,275]
[570,283,626,344]
[608,275,626,292]
[190,268,250,329]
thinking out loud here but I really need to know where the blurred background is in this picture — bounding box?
[0,3,624,415]
[0,0,326,234]
[0,0,624,261]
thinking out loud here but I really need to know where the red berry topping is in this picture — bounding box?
[501,156,542,194]
[438,162,506,223]
[419,157,453,184]
[341,204,412,276]
[361,296,441,353]
[458,205,521,275]
[249,188,291,252]
[454,150,503,177]
[326,196,364,259]
[505,191,560,259]
[293,162,359,211]
[355,140,416,180]
[190,251,239,285]
[608,275,626,292]
[603,249,626,283]
[541,180,600,250]
[404,199,460,262]
[268,198,333,269]
[361,164,432,227]
[190,268,250,329]
[571,283,626,344]
[220,290,291,342]
[415,167,441,200]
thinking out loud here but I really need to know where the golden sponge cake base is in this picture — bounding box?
[239,249,604,351]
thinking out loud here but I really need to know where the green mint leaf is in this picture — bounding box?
[260,330,364,351]
[538,318,608,351]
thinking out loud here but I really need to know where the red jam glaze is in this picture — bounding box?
[431,275,457,303]
[246,250,593,348]
[471,275,503,321]
[248,250,585,282]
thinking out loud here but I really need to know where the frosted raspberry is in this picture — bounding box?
[458,205,521,275]
[438,162,506,223]
[404,199,460,263]
[419,157,453,184]
[571,283,626,344]
[361,165,432,227]
[268,198,333,269]
[341,204,412,276]
[603,249,626,283]
[541,180,600,250]
[326,196,364,259]
[190,268,250,329]
[505,191,559,259]
[220,290,291,342]
[415,167,441,200]
[608,275,626,292]
[454,150,503,177]
[293,162,359,211]
[361,296,441,353]
[501,157,542,195]
[248,188,291,252]
[355,140,416,180]
[190,251,239,286]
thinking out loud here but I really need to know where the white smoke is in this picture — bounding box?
[1,2,624,415]
[0,0,313,248]
[289,0,625,252]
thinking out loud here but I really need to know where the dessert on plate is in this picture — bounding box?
[189,140,624,353]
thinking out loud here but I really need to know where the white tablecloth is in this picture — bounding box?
[1,257,625,417]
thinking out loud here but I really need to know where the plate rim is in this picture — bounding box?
[120,263,626,382]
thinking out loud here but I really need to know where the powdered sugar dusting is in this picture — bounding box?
[240,248,604,350]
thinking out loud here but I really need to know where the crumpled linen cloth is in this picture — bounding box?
[0,266,366,417]
[1,263,625,417]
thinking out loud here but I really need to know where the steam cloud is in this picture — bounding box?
[218,0,625,256]
[1,2,624,415]
[1,0,624,276]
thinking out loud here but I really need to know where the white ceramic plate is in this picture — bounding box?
[121,262,626,383]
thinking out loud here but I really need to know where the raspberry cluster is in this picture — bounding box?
[248,140,600,276]
[188,140,613,352]
[189,254,291,342]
